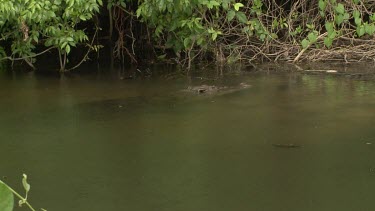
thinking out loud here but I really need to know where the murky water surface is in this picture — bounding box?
[1,66,375,211]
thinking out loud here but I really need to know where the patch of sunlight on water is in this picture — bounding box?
[1,69,375,211]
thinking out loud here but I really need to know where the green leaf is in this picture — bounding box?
[259,33,265,41]
[355,17,362,26]
[206,0,220,9]
[233,3,244,11]
[353,10,360,19]
[324,37,333,48]
[65,45,71,54]
[301,39,310,49]
[0,182,14,211]
[79,15,86,21]
[318,0,326,11]
[325,21,334,33]
[236,11,247,24]
[183,37,191,48]
[357,25,365,37]
[210,1,220,7]
[370,14,375,22]
[212,32,218,41]
[158,0,165,11]
[197,37,204,45]
[335,14,344,25]
[157,54,166,59]
[335,3,345,14]
[328,30,337,39]
[136,7,142,18]
[365,23,375,35]
[222,0,231,9]
[227,10,235,21]
[22,174,30,194]
[120,1,126,7]
[307,32,317,43]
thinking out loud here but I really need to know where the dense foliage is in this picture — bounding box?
[0,0,102,71]
[136,0,375,65]
[2,0,375,71]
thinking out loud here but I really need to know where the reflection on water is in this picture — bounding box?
[1,68,375,211]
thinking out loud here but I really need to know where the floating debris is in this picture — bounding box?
[272,143,301,148]
[326,70,338,73]
[304,69,338,73]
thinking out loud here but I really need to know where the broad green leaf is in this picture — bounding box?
[328,30,337,39]
[210,1,220,7]
[335,3,345,14]
[236,11,247,24]
[227,10,235,21]
[307,32,317,43]
[365,23,375,35]
[206,0,220,9]
[301,39,309,49]
[33,36,38,43]
[222,0,231,9]
[0,182,14,211]
[324,37,333,48]
[61,42,68,49]
[325,21,334,33]
[259,33,265,41]
[318,0,326,11]
[357,25,365,37]
[65,45,71,54]
[335,14,344,25]
[79,15,86,21]
[136,7,142,18]
[355,17,362,26]
[233,3,244,11]
[183,37,191,48]
[353,10,360,19]
[158,0,165,11]
[197,37,204,45]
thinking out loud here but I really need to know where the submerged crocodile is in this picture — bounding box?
[183,82,251,95]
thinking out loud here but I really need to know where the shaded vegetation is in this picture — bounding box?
[2,0,375,71]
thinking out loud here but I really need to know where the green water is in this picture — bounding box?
[1,68,375,211]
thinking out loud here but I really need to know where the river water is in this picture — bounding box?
[1,65,375,211]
